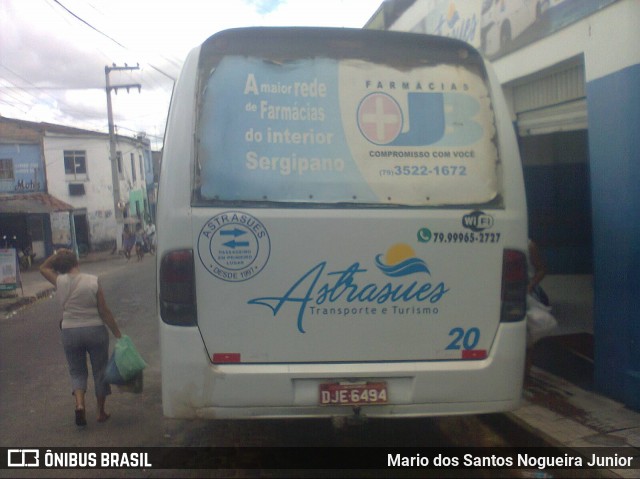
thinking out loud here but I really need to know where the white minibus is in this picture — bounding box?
[157,27,528,419]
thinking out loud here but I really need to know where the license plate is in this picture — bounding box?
[319,382,388,406]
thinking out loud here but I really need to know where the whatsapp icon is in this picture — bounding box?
[417,228,432,243]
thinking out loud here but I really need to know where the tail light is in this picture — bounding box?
[501,249,527,322]
[160,249,197,326]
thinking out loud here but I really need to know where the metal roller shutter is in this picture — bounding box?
[512,60,587,136]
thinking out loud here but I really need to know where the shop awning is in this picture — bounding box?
[0,193,74,214]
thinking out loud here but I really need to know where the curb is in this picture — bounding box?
[1,251,120,314]
[1,286,55,313]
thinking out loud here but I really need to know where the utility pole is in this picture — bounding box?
[105,63,141,250]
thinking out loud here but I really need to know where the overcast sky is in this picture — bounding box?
[0,0,383,149]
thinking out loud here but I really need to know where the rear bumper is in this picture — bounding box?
[160,321,526,419]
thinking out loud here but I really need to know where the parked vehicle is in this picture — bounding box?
[157,27,528,419]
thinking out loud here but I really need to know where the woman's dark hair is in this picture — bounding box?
[53,250,79,274]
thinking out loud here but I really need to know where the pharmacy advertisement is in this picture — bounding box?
[197,56,499,206]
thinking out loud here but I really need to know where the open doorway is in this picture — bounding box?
[73,212,90,256]
[521,129,595,389]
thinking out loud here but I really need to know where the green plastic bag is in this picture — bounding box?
[114,335,147,381]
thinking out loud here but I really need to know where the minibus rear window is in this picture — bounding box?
[193,30,501,208]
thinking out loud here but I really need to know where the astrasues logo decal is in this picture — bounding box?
[198,211,270,282]
[375,243,430,277]
[249,243,449,333]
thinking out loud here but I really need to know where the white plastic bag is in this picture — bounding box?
[526,293,558,346]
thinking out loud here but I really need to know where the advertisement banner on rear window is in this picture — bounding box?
[198,57,498,206]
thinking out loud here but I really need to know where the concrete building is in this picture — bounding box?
[0,117,152,256]
[43,122,150,251]
[0,117,73,262]
[366,0,640,409]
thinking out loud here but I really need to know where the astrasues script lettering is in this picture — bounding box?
[248,261,449,333]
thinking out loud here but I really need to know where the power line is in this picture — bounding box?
[0,79,36,108]
[115,124,163,141]
[2,0,175,139]
[0,86,103,91]
[0,66,43,100]
[49,0,176,81]
[0,89,33,109]
[0,64,95,120]
[0,97,30,114]
[51,0,126,48]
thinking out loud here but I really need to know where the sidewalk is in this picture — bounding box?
[513,365,640,477]
[0,250,122,315]
[2,266,639,475]
[510,276,640,478]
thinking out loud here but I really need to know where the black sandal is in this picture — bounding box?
[75,408,87,426]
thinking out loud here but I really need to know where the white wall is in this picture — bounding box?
[490,0,639,85]
[386,0,639,88]
[582,0,640,81]
[44,133,148,246]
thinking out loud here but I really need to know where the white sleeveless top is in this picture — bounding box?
[56,273,104,329]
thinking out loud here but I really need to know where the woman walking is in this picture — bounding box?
[40,249,122,426]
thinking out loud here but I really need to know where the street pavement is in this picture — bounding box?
[1,254,639,477]
[0,250,122,317]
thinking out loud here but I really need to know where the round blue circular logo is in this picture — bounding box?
[197,211,271,282]
[357,92,403,145]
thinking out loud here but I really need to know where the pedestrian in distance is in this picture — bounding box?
[40,248,122,427]
[134,223,145,261]
[144,222,156,255]
[122,225,135,260]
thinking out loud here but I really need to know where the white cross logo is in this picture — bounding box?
[358,93,403,144]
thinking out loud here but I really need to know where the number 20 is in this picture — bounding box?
[446,327,480,350]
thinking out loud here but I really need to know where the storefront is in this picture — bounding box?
[511,58,592,275]
[367,0,640,408]
[0,193,75,261]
